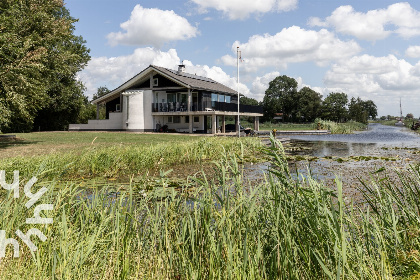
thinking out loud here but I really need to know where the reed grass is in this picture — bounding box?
[313,118,367,134]
[0,136,419,279]
[0,137,262,180]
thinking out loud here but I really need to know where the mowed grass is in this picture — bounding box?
[0,132,203,159]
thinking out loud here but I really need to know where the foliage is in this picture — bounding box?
[239,95,259,106]
[262,75,298,122]
[0,136,263,179]
[92,86,111,100]
[0,0,90,132]
[295,86,323,122]
[406,113,414,119]
[321,92,348,122]
[1,138,420,279]
[313,118,367,134]
[261,76,377,124]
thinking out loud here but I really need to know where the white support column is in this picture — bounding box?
[187,89,191,112]
[222,116,226,133]
[189,114,193,134]
[211,115,217,134]
[254,116,259,131]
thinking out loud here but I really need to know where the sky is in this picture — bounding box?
[66,0,420,117]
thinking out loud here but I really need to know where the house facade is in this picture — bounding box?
[69,65,263,134]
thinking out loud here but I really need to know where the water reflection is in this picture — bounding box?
[286,123,420,146]
[285,123,420,157]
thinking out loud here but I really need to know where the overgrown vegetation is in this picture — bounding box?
[312,118,367,134]
[0,136,263,180]
[1,137,419,279]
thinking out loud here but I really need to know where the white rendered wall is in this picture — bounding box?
[123,90,144,131]
[69,112,123,130]
[143,90,153,131]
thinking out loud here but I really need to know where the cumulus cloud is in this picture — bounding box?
[191,0,298,20]
[322,54,420,115]
[78,48,252,100]
[324,54,420,91]
[221,26,361,71]
[250,71,280,100]
[107,5,198,47]
[406,46,420,58]
[309,2,420,41]
[78,48,181,98]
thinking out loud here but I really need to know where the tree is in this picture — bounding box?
[294,87,322,122]
[321,92,348,122]
[348,97,368,124]
[406,113,414,119]
[240,96,259,106]
[262,75,298,122]
[0,0,90,132]
[93,86,111,100]
[361,100,377,120]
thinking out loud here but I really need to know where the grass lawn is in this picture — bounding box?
[0,131,201,159]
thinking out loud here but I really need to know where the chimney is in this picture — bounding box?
[177,63,185,74]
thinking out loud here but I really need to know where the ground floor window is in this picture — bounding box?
[185,116,189,123]
[173,116,181,123]
[194,116,199,122]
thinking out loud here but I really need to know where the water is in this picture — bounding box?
[286,123,420,157]
[245,124,420,201]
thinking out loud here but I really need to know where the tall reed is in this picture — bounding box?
[313,118,367,134]
[0,137,262,180]
[0,136,419,279]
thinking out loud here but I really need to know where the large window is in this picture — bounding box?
[218,94,225,102]
[225,95,231,103]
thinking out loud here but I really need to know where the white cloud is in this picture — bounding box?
[78,48,181,98]
[107,5,198,47]
[221,26,361,71]
[250,71,280,101]
[182,61,251,95]
[191,0,297,20]
[322,54,420,116]
[78,48,251,100]
[309,2,420,41]
[406,46,420,58]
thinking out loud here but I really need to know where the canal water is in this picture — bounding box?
[244,123,420,202]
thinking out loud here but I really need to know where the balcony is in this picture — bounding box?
[152,101,262,114]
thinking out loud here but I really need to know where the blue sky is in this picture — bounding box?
[66,0,420,117]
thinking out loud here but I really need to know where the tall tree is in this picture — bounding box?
[262,75,298,122]
[348,97,368,124]
[361,100,377,120]
[0,0,90,132]
[295,87,322,122]
[321,92,348,122]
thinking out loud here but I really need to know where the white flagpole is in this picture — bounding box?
[237,47,240,138]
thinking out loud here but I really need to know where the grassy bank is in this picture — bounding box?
[242,119,367,134]
[312,118,367,134]
[0,136,263,180]
[1,137,419,279]
[0,132,198,159]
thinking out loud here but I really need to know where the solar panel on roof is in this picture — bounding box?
[166,68,216,83]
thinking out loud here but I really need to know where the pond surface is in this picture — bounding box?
[245,123,420,202]
[287,123,420,157]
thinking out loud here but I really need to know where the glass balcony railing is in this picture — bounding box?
[152,102,263,114]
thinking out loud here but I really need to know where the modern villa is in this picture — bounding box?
[69,64,263,134]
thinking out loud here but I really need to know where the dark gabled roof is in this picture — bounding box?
[92,65,238,104]
[152,65,238,95]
